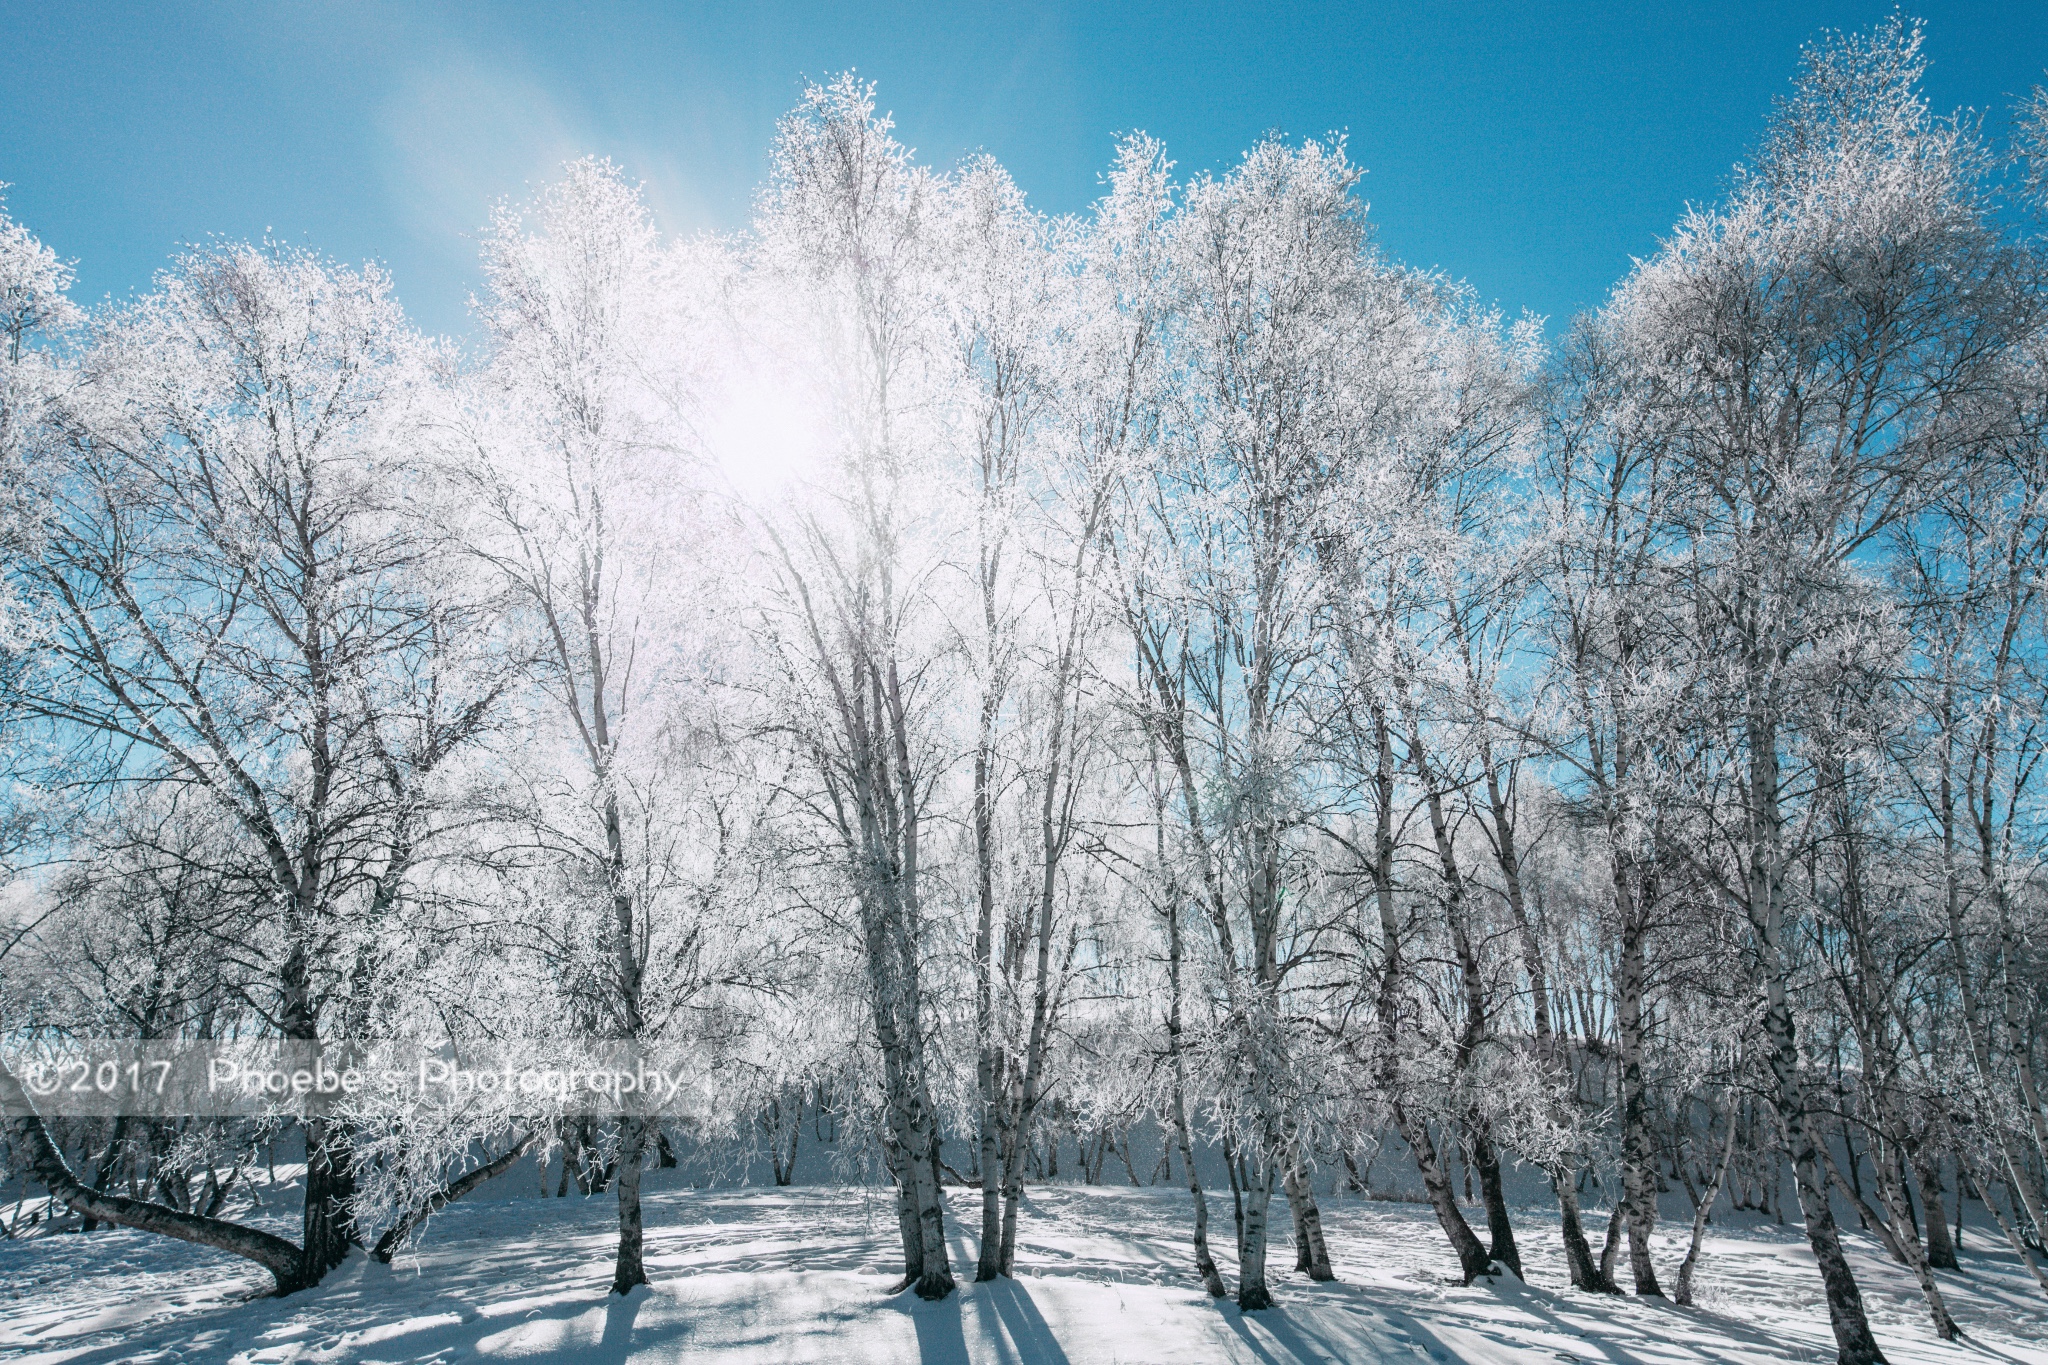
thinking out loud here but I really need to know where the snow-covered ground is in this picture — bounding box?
[3,1175,2044,1364]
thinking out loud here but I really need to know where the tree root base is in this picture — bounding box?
[911,1271,956,1301]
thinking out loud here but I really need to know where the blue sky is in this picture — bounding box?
[2,2,2043,338]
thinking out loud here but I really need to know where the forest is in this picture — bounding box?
[2,17,2047,1365]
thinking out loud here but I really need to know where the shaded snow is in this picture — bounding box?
[3,1178,2044,1363]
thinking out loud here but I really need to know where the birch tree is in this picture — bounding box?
[459,157,726,1295]
[749,75,959,1301]
[5,241,482,1289]
[1607,19,2028,1361]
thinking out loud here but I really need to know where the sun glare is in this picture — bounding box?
[699,365,829,503]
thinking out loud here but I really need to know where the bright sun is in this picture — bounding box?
[698,361,829,503]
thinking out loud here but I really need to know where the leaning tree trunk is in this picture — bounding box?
[1675,1094,1739,1306]
[373,1129,541,1262]
[2,1060,309,1293]
[1370,702,1490,1284]
[1744,705,1888,1365]
[1828,752,1958,1342]
[1396,1111,1493,1284]
[1980,1173,2048,1296]
[1865,1114,1957,1340]
[1767,1002,1889,1365]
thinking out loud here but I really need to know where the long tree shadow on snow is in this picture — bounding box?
[889,1277,1074,1365]
[980,1278,1074,1365]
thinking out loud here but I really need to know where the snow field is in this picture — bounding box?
[3,1180,2045,1364]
